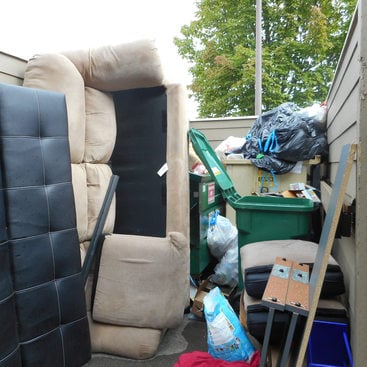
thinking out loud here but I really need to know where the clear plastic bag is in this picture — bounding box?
[207,211,238,260]
[204,287,256,362]
[209,246,238,288]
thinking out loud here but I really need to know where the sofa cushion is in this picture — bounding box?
[84,87,116,163]
[62,39,164,91]
[88,313,162,360]
[166,84,190,238]
[85,163,115,239]
[23,53,86,163]
[71,163,88,242]
[93,232,189,330]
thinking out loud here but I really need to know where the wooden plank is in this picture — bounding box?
[329,160,356,205]
[260,257,293,367]
[295,143,356,367]
[320,180,332,213]
[261,257,292,311]
[285,262,309,317]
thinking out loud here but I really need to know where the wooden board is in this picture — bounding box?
[295,143,356,366]
[261,257,292,311]
[285,262,309,317]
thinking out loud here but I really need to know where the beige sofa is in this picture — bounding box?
[23,39,189,359]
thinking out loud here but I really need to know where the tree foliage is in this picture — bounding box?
[174,0,357,117]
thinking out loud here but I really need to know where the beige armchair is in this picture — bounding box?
[23,39,189,359]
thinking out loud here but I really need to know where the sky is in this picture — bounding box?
[1,0,198,117]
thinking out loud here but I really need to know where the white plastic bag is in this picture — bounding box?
[215,136,246,160]
[204,287,255,362]
[207,211,237,260]
[209,246,238,288]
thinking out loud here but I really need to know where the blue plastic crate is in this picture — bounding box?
[307,320,354,367]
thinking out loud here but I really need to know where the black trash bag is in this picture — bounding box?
[244,103,298,154]
[250,155,296,174]
[242,102,328,174]
[272,126,328,162]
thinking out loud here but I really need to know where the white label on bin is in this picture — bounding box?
[208,182,215,204]
[212,167,221,176]
[157,162,168,177]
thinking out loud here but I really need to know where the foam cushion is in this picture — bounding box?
[240,240,345,298]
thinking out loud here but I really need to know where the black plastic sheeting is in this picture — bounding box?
[241,102,328,174]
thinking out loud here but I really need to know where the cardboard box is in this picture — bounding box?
[191,279,236,318]
[223,158,319,224]
[191,279,213,318]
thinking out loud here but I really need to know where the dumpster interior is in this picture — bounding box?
[188,127,355,367]
[0,37,356,367]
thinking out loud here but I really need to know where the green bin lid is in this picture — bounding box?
[189,128,314,211]
[231,194,314,211]
[189,128,240,203]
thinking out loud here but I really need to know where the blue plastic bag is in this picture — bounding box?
[204,287,255,362]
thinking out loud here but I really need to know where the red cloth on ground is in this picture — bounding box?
[173,350,260,367]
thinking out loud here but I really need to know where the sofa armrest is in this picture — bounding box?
[92,232,189,330]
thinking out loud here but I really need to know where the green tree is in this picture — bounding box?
[174,0,357,117]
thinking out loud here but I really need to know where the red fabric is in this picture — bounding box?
[173,350,260,367]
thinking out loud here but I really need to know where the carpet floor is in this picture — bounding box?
[84,314,208,367]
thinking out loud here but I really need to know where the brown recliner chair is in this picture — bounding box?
[23,39,189,359]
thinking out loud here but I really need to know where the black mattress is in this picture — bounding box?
[0,83,91,367]
[0,167,21,367]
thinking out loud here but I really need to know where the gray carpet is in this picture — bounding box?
[84,315,207,367]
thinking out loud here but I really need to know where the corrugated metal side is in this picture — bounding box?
[190,116,256,148]
[0,51,26,85]
[353,2,367,365]
[326,2,367,365]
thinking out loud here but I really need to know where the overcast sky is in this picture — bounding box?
[1,0,198,116]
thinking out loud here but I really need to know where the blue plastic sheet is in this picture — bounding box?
[204,287,256,362]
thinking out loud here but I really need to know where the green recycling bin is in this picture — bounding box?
[189,172,225,276]
[189,128,314,288]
